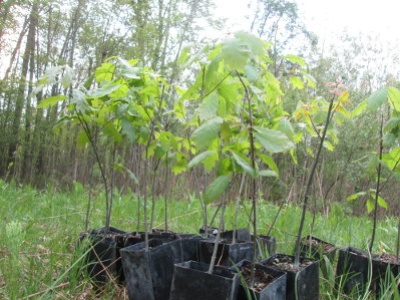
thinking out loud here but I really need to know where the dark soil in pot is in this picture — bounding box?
[231,259,287,300]
[372,253,400,295]
[260,253,319,300]
[300,235,336,278]
[300,235,336,260]
[199,238,253,267]
[149,228,178,240]
[169,260,240,300]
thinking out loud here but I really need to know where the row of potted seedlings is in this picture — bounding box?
[81,227,328,300]
[80,216,400,299]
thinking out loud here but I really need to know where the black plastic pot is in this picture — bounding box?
[169,260,240,300]
[230,259,287,300]
[120,237,203,300]
[335,247,372,297]
[300,235,336,278]
[79,226,127,284]
[254,235,277,258]
[372,253,400,295]
[260,253,319,300]
[199,239,254,267]
[221,228,251,241]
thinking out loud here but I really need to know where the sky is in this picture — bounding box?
[215,0,400,45]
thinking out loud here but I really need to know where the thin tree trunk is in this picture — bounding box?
[7,2,38,179]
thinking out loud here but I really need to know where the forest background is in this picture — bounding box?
[1,0,400,219]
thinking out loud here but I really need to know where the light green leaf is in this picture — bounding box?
[258,170,277,177]
[258,154,279,175]
[244,64,259,82]
[377,195,388,209]
[351,100,367,118]
[254,127,294,153]
[283,54,307,67]
[366,199,374,213]
[188,150,217,168]
[172,153,187,175]
[94,62,115,82]
[37,95,68,108]
[346,192,366,201]
[89,83,121,98]
[126,168,139,185]
[204,174,231,204]
[192,117,223,149]
[277,119,295,141]
[76,131,90,147]
[289,76,304,89]
[323,140,334,151]
[217,38,250,71]
[62,65,74,88]
[103,123,122,143]
[197,92,219,120]
[230,151,254,176]
[367,88,387,111]
[121,119,136,142]
[388,87,400,112]
[234,31,264,57]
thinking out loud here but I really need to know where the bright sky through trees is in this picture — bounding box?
[215,0,400,44]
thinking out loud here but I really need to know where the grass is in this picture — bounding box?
[0,179,399,299]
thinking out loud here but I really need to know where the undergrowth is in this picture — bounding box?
[0,179,398,299]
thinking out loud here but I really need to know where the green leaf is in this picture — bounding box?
[258,170,277,177]
[89,83,121,98]
[76,131,90,147]
[188,150,217,168]
[172,153,187,175]
[121,119,136,142]
[367,88,388,111]
[204,174,231,204]
[323,140,334,151]
[126,168,139,185]
[192,117,223,149]
[277,119,295,141]
[388,87,400,112]
[258,154,279,175]
[37,95,68,108]
[118,58,141,79]
[103,123,122,143]
[289,76,304,89]
[177,46,191,65]
[351,100,367,118]
[197,92,219,120]
[95,62,115,82]
[244,64,259,82]
[62,65,74,88]
[217,37,250,71]
[366,198,374,213]
[234,31,265,57]
[254,127,294,153]
[230,151,254,176]
[283,54,307,67]
[346,192,366,201]
[377,195,388,209]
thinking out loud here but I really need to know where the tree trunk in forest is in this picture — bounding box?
[7,2,38,180]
